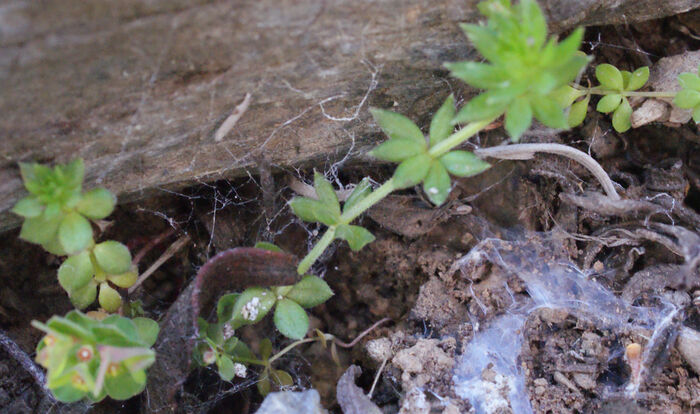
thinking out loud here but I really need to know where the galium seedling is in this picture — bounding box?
[195,242,335,389]
[32,310,158,402]
[13,159,160,403]
[13,159,137,311]
[291,0,699,276]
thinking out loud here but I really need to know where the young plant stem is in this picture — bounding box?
[231,356,268,366]
[572,85,677,99]
[297,178,398,274]
[428,119,494,157]
[297,119,494,274]
[474,143,620,200]
[297,227,336,275]
[268,337,319,364]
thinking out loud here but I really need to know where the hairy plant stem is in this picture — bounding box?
[428,119,494,157]
[297,227,337,274]
[268,337,319,364]
[297,119,492,273]
[572,85,677,99]
[474,143,620,200]
[296,178,398,274]
[230,356,267,366]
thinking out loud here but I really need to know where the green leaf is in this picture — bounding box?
[693,106,700,123]
[612,98,632,133]
[224,337,254,359]
[289,197,340,226]
[206,322,225,345]
[92,324,137,347]
[520,0,547,49]
[44,202,62,219]
[369,139,426,163]
[678,72,700,91]
[12,196,43,218]
[106,270,137,289]
[504,97,533,141]
[460,23,501,63]
[596,93,622,113]
[531,97,568,129]
[439,151,490,177]
[272,370,294,388]
[98,283,122,312]
[531,72,558,95]
[62,159,85,190]
[627,67,649,91]
[551,54,591,86]
[217,293,241,322]
[620,70,632,90]
[422,161,451,206]
[253,242,282,252]
[313,172,340,214]
[549,85,584,109]
[568,95,590,127]
[257,375,271,396]
[552,28,584,66]
[58,212,93,254]
[392,153,432,189]
[19,211,62,245]
[46,316,94,340]
[132,317,159,347]
[453,89,513,124]
[260,338,273,361]
[103,315,140,341]
[273,299,309,340]
[93,241,132,275]
[231,288,276,326]
[51,384,88,403]
[76,188,116,219]
[216,354,235,381]
[674,89,700,109]
[285,275,334,308]
[343,178,372,214]
[19,163,46,195]
[429,94,455,146]
[69,281,97,310]
[58,251,94,293]
[335,224,375,252]
[104,370,147,400]
[369,108,424,143]
[444,62,508,89]
[596,64,624,90]
[42,237,68,256]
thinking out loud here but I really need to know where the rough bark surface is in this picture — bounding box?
[1,0,698,232]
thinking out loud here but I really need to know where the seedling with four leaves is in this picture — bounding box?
[32,311,158,402]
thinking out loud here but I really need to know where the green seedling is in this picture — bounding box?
[195,243,335,390]
[13,159,115,255]
[674,63,700,123]
[58,241,136,311]
[32,310,158,403]
[583,64,649,132]
[194,332,296,396]
[291,0,699,277]
[196,323,339,397]
[13,159,137,311]
[445,0,589,140]
[216,272,333,340]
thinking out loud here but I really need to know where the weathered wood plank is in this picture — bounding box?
[1,0,697,233]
